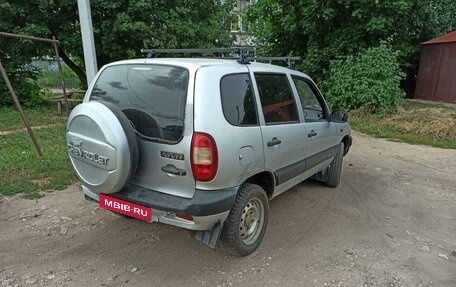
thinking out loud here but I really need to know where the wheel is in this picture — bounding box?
[325,142,344,187]
[223,183,269,256]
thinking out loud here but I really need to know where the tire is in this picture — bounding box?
[222,183,269,256]
[325,142,344,188]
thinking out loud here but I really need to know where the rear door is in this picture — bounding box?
[89,63,197,198]
[250,72,307,187]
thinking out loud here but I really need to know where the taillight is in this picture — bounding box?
[191,132,218,182]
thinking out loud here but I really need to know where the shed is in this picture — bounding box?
[415,31,456,104]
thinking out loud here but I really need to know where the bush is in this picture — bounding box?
[0,70,51,107]
[321,44,405,114]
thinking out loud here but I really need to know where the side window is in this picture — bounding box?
[220,73,258,126]
[254,73,299,124]
[292,77,326,122]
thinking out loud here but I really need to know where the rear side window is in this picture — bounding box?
[90,64,189,143]
[254,73,299,124]
[220,73,258,126]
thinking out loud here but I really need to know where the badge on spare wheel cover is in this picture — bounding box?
[67,136,110,166]
[69,136,82,147]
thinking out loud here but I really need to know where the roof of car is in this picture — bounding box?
[109,58,294,70]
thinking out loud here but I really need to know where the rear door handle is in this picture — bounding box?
[161,164,186,176]
[308,130,317,138]
[267,137,282,147]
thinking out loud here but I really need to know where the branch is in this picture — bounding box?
[57,47,88,89]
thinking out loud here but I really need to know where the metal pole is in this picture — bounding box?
[77,0,98,84]
[0,61,43,157]
[52,36,70,113]
[0,31,59,44]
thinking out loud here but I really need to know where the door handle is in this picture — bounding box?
[161,164,186,176]
[308,130,317,138]
[267,137,282,147]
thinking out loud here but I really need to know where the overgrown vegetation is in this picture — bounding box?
[248,0,456,113]
[350,101,456,149]
[0,107,74,198]
[0,0,235,88]
[321,44,405,113]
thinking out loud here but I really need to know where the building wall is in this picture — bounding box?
[415,42,456,104]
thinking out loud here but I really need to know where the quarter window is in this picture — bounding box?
[220,73,258,126]
[254,73,299,124]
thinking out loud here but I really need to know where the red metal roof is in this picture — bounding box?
[422,30,456,45]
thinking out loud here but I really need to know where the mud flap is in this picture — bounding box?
[195,221,224,249]
[84,194,98,203]
[312,166,329,182]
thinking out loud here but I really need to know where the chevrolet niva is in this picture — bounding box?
[66,51,352,256]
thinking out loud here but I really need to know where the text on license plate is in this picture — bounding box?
[99,194,152,221]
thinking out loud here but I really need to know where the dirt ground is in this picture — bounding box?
[1,131,455,287]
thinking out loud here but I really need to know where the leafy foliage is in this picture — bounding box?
[0,0,234,88]
[248,0,456,105]
[321,44,405,113]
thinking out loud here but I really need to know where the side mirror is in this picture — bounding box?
[330,110,348,123]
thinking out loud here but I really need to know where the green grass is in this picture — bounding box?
[350,101,456,149]
[0,106,67,132]
[0,108,74,198]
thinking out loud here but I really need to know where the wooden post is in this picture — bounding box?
[0,61,44,157]
[52,36,70,113]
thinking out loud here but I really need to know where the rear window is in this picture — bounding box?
[90,64,189,143]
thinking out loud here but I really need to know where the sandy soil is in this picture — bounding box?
[1,131,455,287]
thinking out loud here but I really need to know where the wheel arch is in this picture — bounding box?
[341,135,351,156]
[244,171,275,199]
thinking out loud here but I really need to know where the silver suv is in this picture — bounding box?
[66,52,352,256]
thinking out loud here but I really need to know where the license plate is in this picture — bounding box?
[99,194,152,221]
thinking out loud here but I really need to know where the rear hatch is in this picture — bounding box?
[88,62,196,198]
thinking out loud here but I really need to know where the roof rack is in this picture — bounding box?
[141,47,255,64]
[140,47,301,68]
[253,56,301,69]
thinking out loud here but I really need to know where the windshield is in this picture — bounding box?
[90,64,189,143]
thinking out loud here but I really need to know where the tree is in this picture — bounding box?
[248,0,456,95]
[0,0,234,88]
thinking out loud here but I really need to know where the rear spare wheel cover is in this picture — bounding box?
[66,101,138,194]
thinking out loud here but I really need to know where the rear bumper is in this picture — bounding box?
[82,184,238,230]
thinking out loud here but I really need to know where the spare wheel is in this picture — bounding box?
[66,101,139,194]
